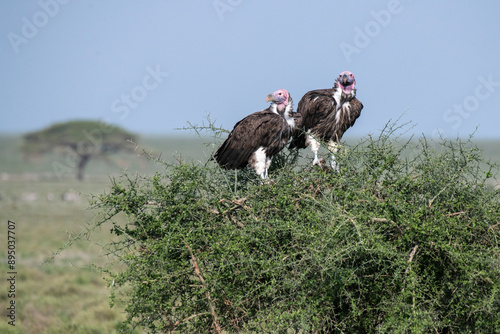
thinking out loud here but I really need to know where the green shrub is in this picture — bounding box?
[87,123,499,333]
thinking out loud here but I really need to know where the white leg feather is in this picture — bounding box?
[263,156,272,179]
[251,147,268,179]
[306,135,321,166]
[328,141,340,171]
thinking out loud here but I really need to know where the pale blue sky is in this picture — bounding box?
[1,1,499,139]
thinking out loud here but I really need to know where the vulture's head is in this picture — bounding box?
[337,71,356,94]
[266,89,291,112]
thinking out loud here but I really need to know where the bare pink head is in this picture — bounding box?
[266,89,290,110]
[337,71,356,93]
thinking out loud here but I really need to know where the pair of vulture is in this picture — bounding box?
[214,71,363,179]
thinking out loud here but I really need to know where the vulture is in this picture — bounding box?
[214,89,294,179]
[289,71,363,170]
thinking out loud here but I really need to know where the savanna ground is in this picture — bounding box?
[0,134,207,333]
[0,133,499,333]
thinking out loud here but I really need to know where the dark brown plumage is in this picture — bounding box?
[290,88,363,148]
[289,71,363,169]
[214,89,294,179]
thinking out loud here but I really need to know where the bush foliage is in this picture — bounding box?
[88,123,499,333]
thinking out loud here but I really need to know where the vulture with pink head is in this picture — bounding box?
[290,71,364,170]
[214,89,295,179]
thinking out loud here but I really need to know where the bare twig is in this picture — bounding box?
[347,217,362,242]
[371,217,393,223]
[218,198,249,209]
[170,312,209,333]
[402,244,419,292]
[487,222,500,232]
[405,244,419,274]
[185,243,222,334]
[447,211,465,217]
[211,198,249,227]
[428,186,447,208]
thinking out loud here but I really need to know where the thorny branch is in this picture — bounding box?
[185,243,222,334]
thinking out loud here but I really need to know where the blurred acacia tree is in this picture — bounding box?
[22,120,137,180]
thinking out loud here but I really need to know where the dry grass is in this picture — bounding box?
[0,178,132,333]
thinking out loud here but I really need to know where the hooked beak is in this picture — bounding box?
[266,93,274,103]
[342,73,352,85]
[339,72,355,93]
